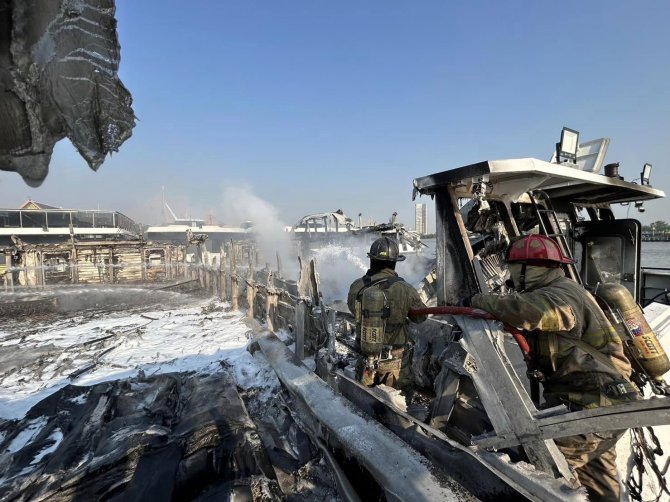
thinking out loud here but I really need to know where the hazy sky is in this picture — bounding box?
[2,1,669,230]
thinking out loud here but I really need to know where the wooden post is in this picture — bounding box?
[231,241,239,310]
[219,243,228,302]
[166,247,172,281]
[109,249,115,284]
[276,251,282,279]
[179,247,183,278]
[322,307,336,358]
[295,257,310,360]
[183,247,188,279]
[39,251,46,288]
[71,243,78,284]
[3,252,7,292]
[141,247,147,282]
[8,255,14,292]
[295,300,305,360]
[246,266,255,318]
[265,271,275,331]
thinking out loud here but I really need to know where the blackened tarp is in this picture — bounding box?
[0,371,282,501]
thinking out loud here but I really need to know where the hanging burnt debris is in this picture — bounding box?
[0,0,135,186]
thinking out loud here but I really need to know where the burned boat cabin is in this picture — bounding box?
[413,156,665,305]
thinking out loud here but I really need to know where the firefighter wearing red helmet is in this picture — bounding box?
[347,236,427,389]
[468,234,639,501]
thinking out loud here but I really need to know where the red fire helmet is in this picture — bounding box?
[505,234,575,264]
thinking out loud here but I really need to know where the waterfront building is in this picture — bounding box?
[415,203,427,235]
[0,200,140,246]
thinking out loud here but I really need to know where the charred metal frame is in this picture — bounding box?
[434,189,479,304]
[412,157,670,489]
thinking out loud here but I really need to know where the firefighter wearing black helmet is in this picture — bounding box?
[467,234,638,501]
[347,236,427,388]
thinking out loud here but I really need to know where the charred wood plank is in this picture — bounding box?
[254,330,477,502]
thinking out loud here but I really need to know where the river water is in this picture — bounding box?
[641,241,670,269]
[421,239,670,269]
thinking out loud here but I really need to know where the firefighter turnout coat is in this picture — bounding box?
[470,265,636,409]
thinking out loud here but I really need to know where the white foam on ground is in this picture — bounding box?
[30,429,63,465]
[0,297,266,420]
[6,417,48,453]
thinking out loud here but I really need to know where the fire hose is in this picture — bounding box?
[408,306,543,402]
[408,306,532,359]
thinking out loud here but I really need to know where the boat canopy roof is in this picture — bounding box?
[413,158,665,206]
[294,210,354,228]
[146,224,250,233]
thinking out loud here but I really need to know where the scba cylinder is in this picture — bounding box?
[360,287,386,357]
[598,283,670,381]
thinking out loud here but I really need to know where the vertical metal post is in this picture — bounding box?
[434,189,479,305]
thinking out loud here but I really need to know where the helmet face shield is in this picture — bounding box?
[368,236,406,262]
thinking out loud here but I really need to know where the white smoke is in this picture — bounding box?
[395,243,436,287]
[221,185,299,277]
[310,241,435,304]
[311,244,369,303]
[219,186,435,303]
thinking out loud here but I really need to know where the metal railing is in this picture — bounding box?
[0,209,139,234]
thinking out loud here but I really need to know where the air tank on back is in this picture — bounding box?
[360,287,386,359]
[597,283,670,381]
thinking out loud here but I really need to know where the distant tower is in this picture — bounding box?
[415,203,427,235]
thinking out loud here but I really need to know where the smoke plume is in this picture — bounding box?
[221,185,298,277]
